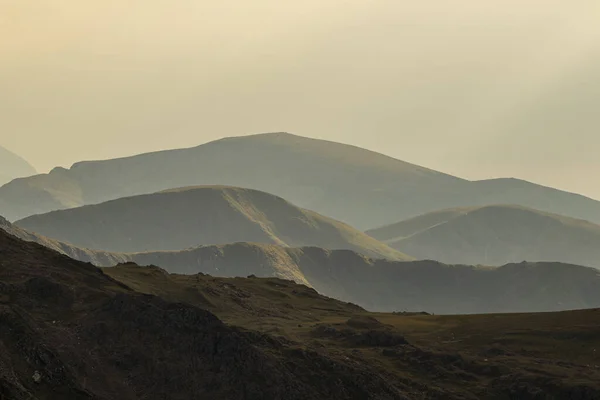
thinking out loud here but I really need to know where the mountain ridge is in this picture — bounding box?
[4,216,600,315]
[124,243,600,314]
[4,132,600,229]
[0,145,37,186]
[367,204,600,269]
[14,185,408,261]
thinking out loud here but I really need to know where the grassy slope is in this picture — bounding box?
[123,244,600,315]
[366,207,473,241]
[105,263,600,399]
[368,204,600,269]
[15,186,409,260]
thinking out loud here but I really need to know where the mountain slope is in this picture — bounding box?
[366,207,473,242]
[4,214,600,314]
[15,186,408,260]
[367,204,600,269]
[0,220,416,400]
[0,145,37,186]
[121,244,600,314]
[2,133,600,229]
[5,215,600,315]
[105,264,600,399]
[0,133,465,226]
[0,215,128,266]
[3,224,600,399]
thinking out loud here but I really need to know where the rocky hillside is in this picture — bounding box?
[367,204,600,269]
[1,227,600,399]
[0,224,410,400]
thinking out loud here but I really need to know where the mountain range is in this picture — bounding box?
[1,224,599,399]
[2,133,600,230]
[14,185,407,260]
[367,204,600,269]
[0,145,37,186]
[4,216,600,314]
[124,243,600,314]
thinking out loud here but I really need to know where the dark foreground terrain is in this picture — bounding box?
[1,229,600,399]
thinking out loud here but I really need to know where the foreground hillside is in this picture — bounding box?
[3,133,600,229]
[110,265,600,399]
[15,186,407,260]
[0,145,37,186]
[0,225,410,400]
[3,217,600,314]
[1,229,599,399]
[367,205,600,269]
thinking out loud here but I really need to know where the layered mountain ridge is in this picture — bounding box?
[2,133,600,230]
[4,216,600,314]
[15,185,408,261]
[367,204,600,269]
[1,220,600,399]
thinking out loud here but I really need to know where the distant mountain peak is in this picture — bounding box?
[2,134,600,229]
[368,204,600,269]
[0,145,37,186]
[251,131,296,137]
[15,185,409,260]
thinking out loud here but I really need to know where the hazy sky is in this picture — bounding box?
[2,1,599,199]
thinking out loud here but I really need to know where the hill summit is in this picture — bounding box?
[16,185,408,260]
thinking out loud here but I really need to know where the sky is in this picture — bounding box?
[1,1,599,199]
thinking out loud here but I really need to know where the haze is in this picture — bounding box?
[1,1,599,199]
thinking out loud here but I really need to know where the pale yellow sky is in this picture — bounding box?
[1,1,599,199]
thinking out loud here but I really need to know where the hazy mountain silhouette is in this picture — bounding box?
[4,215,599,314]
[367,204,600,269]
[125,244,600,314]
[0,145,37,186]
[0,215,128,266]
[0,133,462,226]
[15,186,407,260]
[3,132,600,228]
